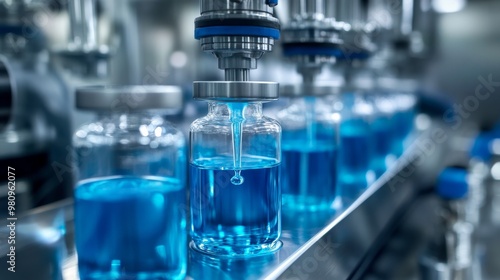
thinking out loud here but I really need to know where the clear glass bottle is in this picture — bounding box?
[367,93,398,178]
[339,89,376,205]
[190,82,281,256]
[73,86,187,280]
[379,77,417,156]
[276,85,340,211]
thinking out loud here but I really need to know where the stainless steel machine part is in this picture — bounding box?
[194,0,280,101]
[194,81,278,101]
[53,0,110,78]
[76,85,183,111]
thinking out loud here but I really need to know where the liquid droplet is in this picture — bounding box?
[231,170,244,186]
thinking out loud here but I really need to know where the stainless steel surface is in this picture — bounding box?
[225,68,250,81]
[53,0,110,78]
[288,0,327,20]
[200,0,275,14]
[281,0,375,84]
[0,129,440,280]
[336,0,365,30]
[201,36,275,57]
[76,85,183,111]
[68,0,98,51]
[200,36,275,73]
[195,0,279,76]
[0,0,49,24]
[193,81,279,101]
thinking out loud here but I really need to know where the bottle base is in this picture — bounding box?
[282,195,336,212]
[189,240,282,258]
[78,269,186,280]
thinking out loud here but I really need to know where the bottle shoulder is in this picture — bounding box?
[74,117,185,148]
[190,115,281,133]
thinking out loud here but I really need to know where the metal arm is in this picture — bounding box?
[68,0,98,51]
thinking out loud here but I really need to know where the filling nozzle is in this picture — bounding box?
[282,0,376,84]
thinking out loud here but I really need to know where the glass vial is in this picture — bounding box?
[339,89,376,205]
[190,101,282,256]
[277,90,340,212]
[73,86,187,280]
[367,93,398,178]
[378,77,417,156]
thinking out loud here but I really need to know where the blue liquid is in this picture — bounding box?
[371,117,396,177]
[281,143,338,211]
[339,119,374,204]
[75,176,186,280]
[190,158,281,256]
[392,110,415,156]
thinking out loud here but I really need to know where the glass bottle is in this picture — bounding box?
[73,86,187,280]
[276,85,340,211]
[367,93,398,178]
[190,81,281,256]
[339,88,376,206]
[379,77,417,156]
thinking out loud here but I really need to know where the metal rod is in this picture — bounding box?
[225,69,249,81]
[68,0,98,50]
[289,0,328,19]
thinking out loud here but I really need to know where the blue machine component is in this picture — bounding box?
[195,26,281,40]
[266,0,278,7]
[437,167,468,200]
[469,132,494,162]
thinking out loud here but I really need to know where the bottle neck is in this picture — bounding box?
[208,102,263,119]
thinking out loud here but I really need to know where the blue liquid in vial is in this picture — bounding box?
[339,119,374,204]
[190,158,281,256]
[392,110,415,156]
[371,117,396,177]
[281,142,338,211]
[75,176,186,280]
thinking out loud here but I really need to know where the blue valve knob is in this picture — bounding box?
[266,0,278,7]
[469,132,494,162]
[437,167,468,200]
